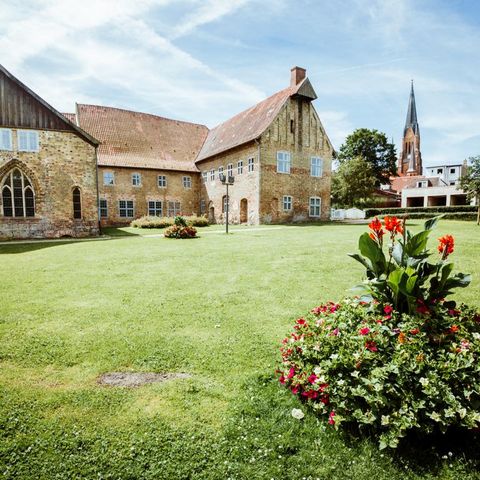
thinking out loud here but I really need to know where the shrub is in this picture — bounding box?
[365,205,476,218]
[130,215,209,229]
[278,216,480,448]
[186,215,209,227]
[164,224,197,239]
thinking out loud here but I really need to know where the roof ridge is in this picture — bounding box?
[76,103,208,130]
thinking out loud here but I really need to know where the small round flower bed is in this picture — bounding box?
[278,216,480,449]
[164,216,198,239]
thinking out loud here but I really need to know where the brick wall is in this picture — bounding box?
[0,129,98,239]
[98,166,201,226]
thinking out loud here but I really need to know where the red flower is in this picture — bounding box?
[365,340,378,352]
[368,217,385,243]
[448,309,460,316]
[359,327,370,336]
[287,367,295,379]
[410,328,420,335]
[296,318,307,326]
[328,411,336,425]
[438,235,454,259]
[383,216,403,235]
[383,305,393,315]
[320,394,330,405]
[279,376,286,384]
[307,374,317,384]
[319,383,329,392]
[291,385,299,395]
[416,299,429,315]
[449,325,459,334]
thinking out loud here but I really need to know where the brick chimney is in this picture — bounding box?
[290,66,306,87]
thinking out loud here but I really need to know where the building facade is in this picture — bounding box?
[0,65,99,240]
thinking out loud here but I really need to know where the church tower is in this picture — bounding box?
[398,81,422,176]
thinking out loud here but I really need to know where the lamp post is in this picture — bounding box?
[219,173,234,234]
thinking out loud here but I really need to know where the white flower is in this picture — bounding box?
[291,408,305,420]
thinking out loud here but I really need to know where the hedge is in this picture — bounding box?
[130,215,209,229]
[365,205,477,218]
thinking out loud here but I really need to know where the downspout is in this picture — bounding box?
[94,146,101,235]
[254,138,261,225]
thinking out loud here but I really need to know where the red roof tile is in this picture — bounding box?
[62,112,77,124]
[196,79,312,162]
[76,104,208,172]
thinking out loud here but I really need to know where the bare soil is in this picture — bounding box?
[97,372,191,387]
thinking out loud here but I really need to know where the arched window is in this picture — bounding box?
[1,168,35,217]
[73,187,82,219]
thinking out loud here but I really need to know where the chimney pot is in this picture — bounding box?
[290,66,306,87]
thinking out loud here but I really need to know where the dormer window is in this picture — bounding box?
[417,181,428,188]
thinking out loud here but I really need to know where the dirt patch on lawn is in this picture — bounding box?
[97,372,191,388]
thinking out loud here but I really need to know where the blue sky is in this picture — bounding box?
[1,0,479,167]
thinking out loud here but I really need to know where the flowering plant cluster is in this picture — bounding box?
[278,216,480,448]
[350,216,471,314]
[164,216,197,239]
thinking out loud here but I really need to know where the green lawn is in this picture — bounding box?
[1,221,479,479]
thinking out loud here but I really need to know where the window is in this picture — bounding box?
[168,201,181,217]
[202,171,207,182]
[227,163,233,177]
[73,187,81,219]
[437,168,443,174]
[18,130,39,152]
[99,199,108,218]
[119,200,134,218]
[248,157,255,172]
[222,195,228,213]
[237,160,243,175]
[132,173,141,186]
[158,175,167,188]
[290,119,295,133]
[309,197,321,218]
[277,151,291,174]
[283,195,292,211]
[148,200,163,216]
[0,129,12,151]
[417,181,428,188]
[310,157,323,177]
[1,169,35,217]
[450,168,456,174]
[210,169,215,181]
[218,166,224,178]
[183,176,192,189]
[200,199,206,215]
[103,172,115,186]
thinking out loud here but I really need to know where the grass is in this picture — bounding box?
[0,220,479,479]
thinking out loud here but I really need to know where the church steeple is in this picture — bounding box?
[398,81,422,176]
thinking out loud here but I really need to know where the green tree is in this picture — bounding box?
[332,156,377,208]
[459,155,480,225]
[338,128,397,186]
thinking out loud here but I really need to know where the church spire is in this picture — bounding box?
[404,80,419,136]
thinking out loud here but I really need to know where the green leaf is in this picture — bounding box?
[440,262,454,288]
[424,215,444,231]
[348,253,374,272]
[358,232,386,275]
[387,268,404,297]
[392,242,404,266]
[404,230,430,257]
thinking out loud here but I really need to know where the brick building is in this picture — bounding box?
[1,65,334,238]
[0,65,99,240]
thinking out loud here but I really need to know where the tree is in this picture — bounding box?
[332,156,377,208]
[458,155,480,225]
[338,128,397,186]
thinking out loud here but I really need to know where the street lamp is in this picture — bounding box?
[219,173,234,234]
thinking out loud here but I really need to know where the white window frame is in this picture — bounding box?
[103,171,115,186]
[119,200,134,218]
[200,199,206,215]
[148,200,163,216]
[183,176,192,189]
[227,163,233,177]
[202,171,207,182]
[237,160,243,175]
[0,129,13,151]
[248,157,255,172]
[210,169,215,181]
[310,157,323,177]
[167,201,181,217]
[276,151,291,174]
[309,197,321,218]
[282,195,292,211]
[99,198,108,218]
[132,172,141,186]
[17,130,39,152]
[158,175,167,188]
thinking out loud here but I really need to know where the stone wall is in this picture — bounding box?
[98,167,201,226]
[258,97,333,222]
[0,129,98,239]
[196,142,260,224]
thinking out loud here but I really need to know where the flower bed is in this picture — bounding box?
[164,216,198,239]
[278,216,480,448]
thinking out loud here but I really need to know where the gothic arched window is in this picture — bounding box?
[72,187,82,219]
[1,168,35,217]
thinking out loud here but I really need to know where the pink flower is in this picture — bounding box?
[328,411,336,425]
[329,328,339,336]
[308,374,317,384]
[291,385,299,394]
[279,376,286,384]
[359,327,370,336]
[383,305,393,315]
[287,367,295,379]
[320,394,329,405]
[365,341,378,352]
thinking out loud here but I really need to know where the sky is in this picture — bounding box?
[1,0,479,167]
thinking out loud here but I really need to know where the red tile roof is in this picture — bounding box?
[62,112,77,124]
[76,104,208,172]
[390,175,444,192]
[196,78,312,162]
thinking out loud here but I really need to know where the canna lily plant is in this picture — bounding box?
[349,215,471,314]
